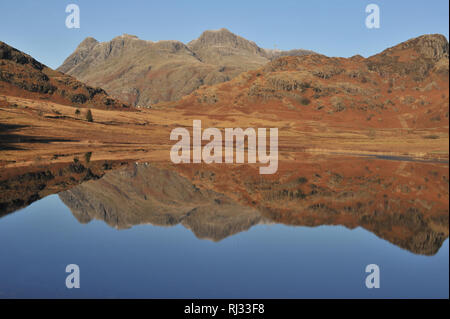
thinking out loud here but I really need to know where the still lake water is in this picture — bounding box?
[0,193,448,298]
[0,157,448,299]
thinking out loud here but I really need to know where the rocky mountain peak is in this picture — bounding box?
[188,28,261,54]
[76,37,99,50]
[111,34,140,42]
[380,34,449,61]
[365,33,449,79]
[404,34,448,60]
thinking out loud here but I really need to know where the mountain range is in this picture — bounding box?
[57,28,314,106]
[0,33,448,166]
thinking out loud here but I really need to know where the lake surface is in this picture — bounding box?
[0,156,448,298]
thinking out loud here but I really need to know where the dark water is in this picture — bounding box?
[0,159,448,298]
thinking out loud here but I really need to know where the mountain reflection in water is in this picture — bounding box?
[1,154,448,256]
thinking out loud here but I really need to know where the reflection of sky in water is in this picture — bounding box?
[0,194,448,298]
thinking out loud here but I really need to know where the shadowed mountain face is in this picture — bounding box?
[50,155,449,255]
[57,29,314,106]
[0,42,130,110]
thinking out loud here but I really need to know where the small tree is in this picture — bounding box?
[84,152,92,163]
[86,109,93,122]
[75,108,81,115]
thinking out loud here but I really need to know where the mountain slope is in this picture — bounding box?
[174,34,449,131]
[0,41,130,110]
[58,29,314,106]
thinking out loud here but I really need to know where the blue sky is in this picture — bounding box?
[0,0,448,69]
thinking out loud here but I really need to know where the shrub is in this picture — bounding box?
[84,152,92,163]
[300,97,311,105]
[86,109,93,122]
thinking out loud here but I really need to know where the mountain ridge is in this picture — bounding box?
[57,28,315,106]
[168,33,448,134]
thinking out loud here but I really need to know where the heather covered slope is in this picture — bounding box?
[174,34,449,131]
[0,41,130,110]
[57,28,314,106]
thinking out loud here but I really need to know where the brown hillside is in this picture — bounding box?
[172,34,449,131]
[0,41,130,110]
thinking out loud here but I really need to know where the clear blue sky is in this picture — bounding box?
[0,0,448,69]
